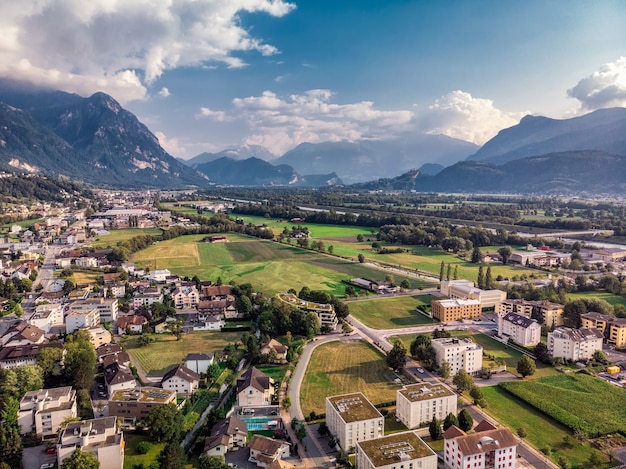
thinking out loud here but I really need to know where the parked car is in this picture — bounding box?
[45,447,56,455]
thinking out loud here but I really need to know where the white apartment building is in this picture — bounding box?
[439,280,506,309]
[495,299,564,328]
[18,386,77,437]
[497,312,541,346]
[132,291,164,309]
[57,417,124,469]
[172,285,199,308]
[161,365,200,395]
[431,337,483,376]
[356,431,437,469]
[28,304,64,333]
[325,393,384,451]
[547,327,604,361]
[396,383,457,430]
[65,308,100,333]
[144,269,171,282]
[68,298,119,323]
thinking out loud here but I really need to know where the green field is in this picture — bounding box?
[347,295,435,329]
[500,374,626,436]
[567,291,626,308]
[122,331,242,376]
[91,228,163,248]
[482,386,611,469]
[300,340,401,416]
[123,433,165,469]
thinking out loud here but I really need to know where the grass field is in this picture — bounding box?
[482,386,611,469]
[256,365,290,383]
[122,331,242,376]
[123,433,165,469]
[567,291,626,308]
[300,340,401,416]
[90,228,163,248]
[347,295,435,329]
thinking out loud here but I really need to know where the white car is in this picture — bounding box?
[40,464,55,469]
[417,367,425,374]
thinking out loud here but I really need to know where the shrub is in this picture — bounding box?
[137,441,152,454]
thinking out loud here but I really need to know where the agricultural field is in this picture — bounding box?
[482,386,611,469]
[122,331,242,376]
[500,374,626,436]
[90,228,163,248]
[567,291,626,308]
[300,340,401,417]
[347,295,435,329]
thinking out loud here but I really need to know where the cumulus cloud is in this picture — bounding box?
[155,131,188,158]
[417,90,526,144]
[198,89,414,154]
[0,0,294,103]
[158,87,170,97]
[197,107,233,122]
[568,56,626,111]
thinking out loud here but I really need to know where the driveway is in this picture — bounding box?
[23,445,56,469]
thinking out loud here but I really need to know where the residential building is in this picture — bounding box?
[325,392,384,451]
[172,285,199,308]
[68,297,119,323]
[1,321,46,346]
[581,312,626,348]
[103,282,126,298]
[185,353,214,374]
[104,361,136,397]
[65,308,100,334]
[132,291,164,309]
[547,327,604,361]
[495,299,564,328]
[356,431,437,469]
[276,292,338,329]
[75,256,98,268]
[439,280,506,309]
[396,383,457,430]
[431,338,483,376]
[28,304,64,333]
[97,344,124,363]
[237,367,275,407]
[18,386,77,437]
[0,343,63,369]
[202,416,248,457]
[260,339,288,364]
[431,299,481,323]
[161,364,200,395]
[248,435,290,468]
[108,387,176,423]
[116,315,147,334]
[85,326,112,348]
[57,417,124,469]
[201,284,232,299]
[443,420,519,469]
[144,269,171,282]
[497,312,541,347]
[193,315,225,331]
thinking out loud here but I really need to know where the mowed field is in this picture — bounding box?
[131,233,432,295]
[122,331,242,376]
[90,228,163,248]
[300,340,401,416]
[347,295,435,329]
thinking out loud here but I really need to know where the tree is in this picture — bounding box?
[358,253,365,263]
[592,349,607,364]
[304,312,321,338]
[469,385,484,405]
[453,265,458,280]
[385,340,407,370]
[446,263,451,281]
[0,397,22,467]
[429,416,442,440]
[517,427,528,438]
[534,342,551,364]
[485,266,493,289]
[439,261,445,282]
[439,360,451,379]
[443,412,459,431]
[64,334,97,390]
[516,355,536,378]
[158,440,186,469]
[588,451,602,468]
[236,295,253,316]
[198,455,229,469]
[206,363,221,381]
[457,408,473,432]
[145,403,184,442]
[61,448,100,469]
[356,234,364,242]
[282,396,292,411]
[327,245,334,254]
[471,247,482,264]
[452,369,474,393]
[558,456,572,469]
[400,279,410,289]
[477,266,485,289]
[498,246,512,265]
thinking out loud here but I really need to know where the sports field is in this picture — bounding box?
[300,340,401,416]
[347,295,435,329]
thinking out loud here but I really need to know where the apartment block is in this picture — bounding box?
[326,392,384,451]
[108,387,176,423]
[396,383,457,430]
[18,386,77,437]
[57,417,124,469]
[431,338,483,376]
[439,280,506,309]
[497,312,541,347]
[69,297,119,323]
[581,312,626,348]
[495,299,564,328]
[431,299,481,322]
[65,308,100,333]
[356,431,437,469]
[547,327,603,361]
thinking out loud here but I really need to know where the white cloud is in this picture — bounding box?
[568,56,626,111]
[196,107,233,122]
[0,0,295,103]
[158,87,170,97]
[418,90,526,144]
[155,131,187,158]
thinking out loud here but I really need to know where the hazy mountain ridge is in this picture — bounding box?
[185,145,276,167]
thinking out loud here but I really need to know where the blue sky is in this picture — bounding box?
[1,1,625,158]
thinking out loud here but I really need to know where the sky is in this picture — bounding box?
[1,0,625,159]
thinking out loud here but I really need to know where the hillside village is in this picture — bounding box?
[0,190,625,469]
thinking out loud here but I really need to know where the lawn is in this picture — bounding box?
[500,374,626,436]
[567,291,626,308]
[122,331,243,376]
[300,340,401,416]
[482,386,612,469]
[347,295,435,329]
[123,432,165,469]
[256,365,290,383]
[90,228,163,248]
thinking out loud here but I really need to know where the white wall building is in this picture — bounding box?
[356,431,437,469]
[396,383,457,430]
[431,337,483,376]
[65,308,100,334]
[57,417,124,469]
[497,312,541,346]
[439,280,506,309]
[325,392,384,451]
[18,386,77,437]
[68,298,119,323]
[28,304,64,333]
[547,327,604,361]
[185,353,214,375]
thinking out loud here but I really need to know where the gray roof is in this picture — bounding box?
[502,312,538,329]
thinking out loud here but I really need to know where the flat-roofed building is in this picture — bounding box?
[18,386,76,437]
[439,281,506,309]
[85,325,112,348]
[356,431,437,469]
[28,304,64,333]
[325,392,384,451]
[495,299,564,328]
[65,308,100,334]
[69,297,119,323]
[581,312,626,348]
[431,337,483,376]
[497,312,541,346]
[547,327,604,361]
[57,416,124,469]
[108,387,176,423]
[276,293,338,329]
[396,383,457,430]
[431,299,481,322]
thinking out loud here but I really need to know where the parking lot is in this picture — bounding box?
[22,445,56,469]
